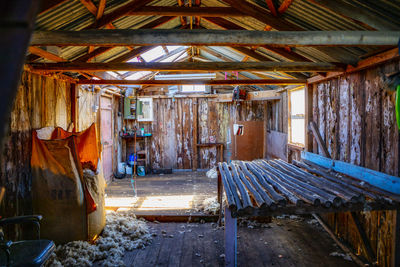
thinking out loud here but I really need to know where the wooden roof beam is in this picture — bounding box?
[278,0,294,14]
[77,79,306,85]
[28,47,66,62]
[265,0,278,16]
[31,29,400,47]
[28,62,343,72]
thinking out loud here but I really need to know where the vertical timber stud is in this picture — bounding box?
[70,83,78,132]
[224,206,237,267]
[0,0,40,146]
[192,99,198,170]
[392,209,400,267]
[305,83,313,152]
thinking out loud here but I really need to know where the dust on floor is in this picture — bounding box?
[106,216,357,267]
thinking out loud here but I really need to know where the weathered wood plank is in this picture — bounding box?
[31,30,400,47]
[77,78,306,85]
[29,62,342,72]
[301,152,400,194]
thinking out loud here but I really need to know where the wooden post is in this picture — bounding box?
[308,121,331,158]
[224,206,237,267]
[304,83,313,152]
[192,99,198,170]
[70,83,78,132]
[217,171,223,226]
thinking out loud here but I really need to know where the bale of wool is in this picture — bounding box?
[206,167,218,179]
[202,197,220,215]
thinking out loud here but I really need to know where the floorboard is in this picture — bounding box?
[120,218,357,267]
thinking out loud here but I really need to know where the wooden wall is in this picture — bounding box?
[309,58,400,266]
[0,71,72,238]
[124,97,272,170]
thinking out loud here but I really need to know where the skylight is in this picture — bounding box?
[141,46,165,62]
[125,71,152,80]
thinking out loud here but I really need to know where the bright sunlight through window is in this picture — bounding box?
[289,87,305,146]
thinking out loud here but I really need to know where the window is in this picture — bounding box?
[288,87,305,146]
[137,98,153,122]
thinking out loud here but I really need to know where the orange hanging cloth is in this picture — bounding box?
[51,123,100,172]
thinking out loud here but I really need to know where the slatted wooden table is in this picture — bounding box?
[217,153,400,267]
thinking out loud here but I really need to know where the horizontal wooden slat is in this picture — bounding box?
[29,62,341,72]
[30,30,400,47]
[301,152,400,194]
[216,90,281,102]
[77,78,306,85]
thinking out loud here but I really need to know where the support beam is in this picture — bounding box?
[77,79,306,85]
[266,0,278,16]
[73,47,113,62]
[29,62,342,72]
[31,29,400,47]
[278,0,294,14]
[128,6,245,17]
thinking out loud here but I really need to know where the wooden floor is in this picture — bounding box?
[105,172,217,215]
[97,217,356,267]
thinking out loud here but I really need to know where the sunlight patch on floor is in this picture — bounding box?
[105,194,195,210]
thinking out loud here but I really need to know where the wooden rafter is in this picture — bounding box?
[73,47,113,62]
[28,47,66,62]
[77,79,306,85]
[31,29,400,47]
[96,0,106,20]
[84,0,153,29]
[80,0,97,15]
[72,16,176,64]
[266,0,278,16]
[177,0,187,27]
[278,0,294,14]
[222,0,301,30]
[196,17,311,61]
[28,62,342,72]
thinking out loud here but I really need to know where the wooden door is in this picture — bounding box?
[101,96,113,182]
[232,121,264,161]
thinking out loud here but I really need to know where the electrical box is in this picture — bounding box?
[124,97,137,120]
[137,98,153,122]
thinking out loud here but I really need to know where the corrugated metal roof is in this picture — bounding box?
[31,0,400,83]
